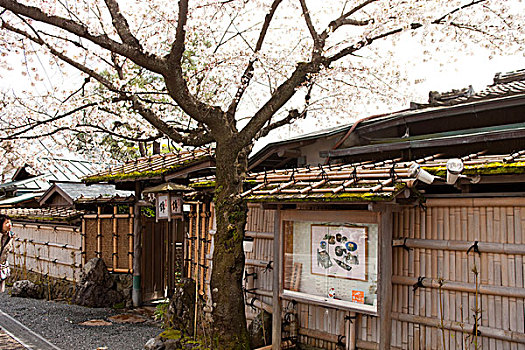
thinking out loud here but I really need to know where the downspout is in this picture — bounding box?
[327,110,410,164]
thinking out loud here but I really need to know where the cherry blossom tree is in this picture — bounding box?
[0,0,523,348]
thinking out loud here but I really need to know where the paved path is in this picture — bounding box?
[0,309,61,350]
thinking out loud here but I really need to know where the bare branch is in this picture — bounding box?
[432,0,486,25]
[76,123,162,142]
[226,0,283,117]
[1,102,98,139]
[321,0,377,41]
[298,0,320,45]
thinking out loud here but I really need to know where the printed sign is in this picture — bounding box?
[171,196,182,215]
[157,195,169,219]
[351,290,365,304]
[311,225,367,281]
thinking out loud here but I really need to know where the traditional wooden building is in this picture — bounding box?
[186,70,525,349]
[83,147,215,303]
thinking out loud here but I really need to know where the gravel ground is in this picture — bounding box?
[0,291,163,350]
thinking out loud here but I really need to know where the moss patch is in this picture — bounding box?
[423,161,525,176]
[160,329,182,340]
[84,155,213,183]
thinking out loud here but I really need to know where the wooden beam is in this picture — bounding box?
[378,207,393,350]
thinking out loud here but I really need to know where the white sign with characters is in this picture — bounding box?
[157,195,169,219]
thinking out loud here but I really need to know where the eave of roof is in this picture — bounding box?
[236,150,525,203]
[84,148,215,183]
[323,124,525,158]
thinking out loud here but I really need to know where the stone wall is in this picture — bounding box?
[8,267,132,305]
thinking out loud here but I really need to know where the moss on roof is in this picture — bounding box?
[424,161,525,176]
[246,183,406,203]
[84,155,213,183]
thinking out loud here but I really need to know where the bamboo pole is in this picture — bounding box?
[14,252,81,268]
[246,231,275,240]
[379,207,393,350]
[392,275,525,298]
[193,203,200,338]
[246,259,273,268]
[128,206,134,272]
[392,238,525,255]
[113,206,118,269]
[132,182,143,307]
[83,213,136,219]
[392,312,525,344]
[13,238,80,251]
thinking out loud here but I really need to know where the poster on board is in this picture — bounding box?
[311,225,367,281]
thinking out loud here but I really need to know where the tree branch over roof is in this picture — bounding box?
[226,0,283,119]
[0,0,167,74]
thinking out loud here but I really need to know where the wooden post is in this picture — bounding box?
[81,218,86,267]
[132,182,143,307]
[379,206,393,350]
[128,206,134,273]
[272,207,282,350]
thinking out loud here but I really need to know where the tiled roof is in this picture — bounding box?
[413,69,525,108]
[235,150,525,203]
[0,207,84,222]
[84,147,215,182]
[55,183,133,201]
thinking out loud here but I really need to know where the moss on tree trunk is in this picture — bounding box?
[209,144,250,349]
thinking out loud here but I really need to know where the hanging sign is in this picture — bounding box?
[156,193,183,221]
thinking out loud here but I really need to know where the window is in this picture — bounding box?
[282,211,378,313]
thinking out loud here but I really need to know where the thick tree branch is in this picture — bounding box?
[103,0,142,49]
[162,0,224,127]
[168,0,188,65]
[238,61,321,145]
[226,0,283,118]
[0,0,167,74]
[255,109,305,140]
[1,19,204,146]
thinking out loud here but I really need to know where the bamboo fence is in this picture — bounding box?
[82,206,134,273]
[10,222,82,282]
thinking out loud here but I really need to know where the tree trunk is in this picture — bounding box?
[210,142,250,349]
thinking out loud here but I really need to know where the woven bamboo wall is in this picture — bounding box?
[389,198,525,350]
[82,206,134,273]
[185,202,213,298]
[10,223,82,281]
[245,204,275,308]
